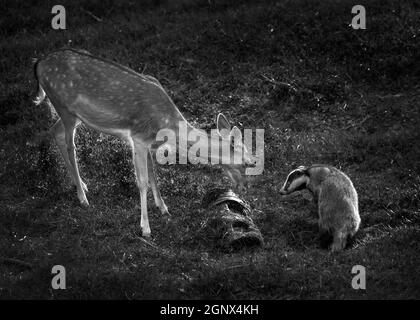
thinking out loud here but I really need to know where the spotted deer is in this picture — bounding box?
[34,49,256,237]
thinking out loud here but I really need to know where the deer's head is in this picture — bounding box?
[214,113,256,189]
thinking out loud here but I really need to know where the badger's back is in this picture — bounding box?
[316,167,360,234]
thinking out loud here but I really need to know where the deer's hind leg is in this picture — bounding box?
[132,137,151,237]
[51,116,89,207]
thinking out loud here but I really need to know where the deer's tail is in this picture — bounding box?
[33,58,46,106]
[33,84,46,106]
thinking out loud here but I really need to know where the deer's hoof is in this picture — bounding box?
[141,228,151,238]
[80,199,90,208]
[142,233,152,239]
[161,208,171,217]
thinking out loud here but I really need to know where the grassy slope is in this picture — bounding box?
[0,0,419,299]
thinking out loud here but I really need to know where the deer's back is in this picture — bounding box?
[37,49,184,139]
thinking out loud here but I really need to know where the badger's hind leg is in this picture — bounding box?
[331,229,347,252]
[319,227,333,249]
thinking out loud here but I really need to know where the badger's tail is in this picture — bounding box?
[33,58,46,106]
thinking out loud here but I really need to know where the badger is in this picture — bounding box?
[280,165,361,252]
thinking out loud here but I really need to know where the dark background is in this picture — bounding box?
[0,0,419,299]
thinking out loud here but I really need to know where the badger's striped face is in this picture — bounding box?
[280,167,309,195]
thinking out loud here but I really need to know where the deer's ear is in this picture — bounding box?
[230,126,242,142]
[217,113,231,133]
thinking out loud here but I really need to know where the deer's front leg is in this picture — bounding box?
[147,150,169,216]
[132,138,151,237]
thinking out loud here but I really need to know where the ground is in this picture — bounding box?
[0,0,419,299]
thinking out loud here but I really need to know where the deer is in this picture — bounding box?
[33,49,256,237]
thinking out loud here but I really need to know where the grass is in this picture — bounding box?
[1,0,419,299]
